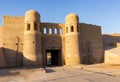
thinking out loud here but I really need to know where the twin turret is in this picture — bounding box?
[23,10,42,67]
[23,10,81,67]
[65,14,80,65]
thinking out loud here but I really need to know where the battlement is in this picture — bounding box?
[80,23,101,27]
[103,33,120,36]
[3,15,24,18]
[42,22,64,25]
[79,23,101,34]
[2,15,24,27]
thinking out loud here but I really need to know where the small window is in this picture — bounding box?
[66,27,68,33]
[27,23,30,31]
[71,26,74,32]
[34,23,37,31]
[60,28,62,35]
[54,28,58,34]
[49,28,52,34]
[77,26,79,32]
[43,27,47,34]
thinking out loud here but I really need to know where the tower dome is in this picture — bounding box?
[25,10,39,15]
[65,13,79,23]
[25,10,40,22]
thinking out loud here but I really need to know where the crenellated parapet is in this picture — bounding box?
[2,16,24,27]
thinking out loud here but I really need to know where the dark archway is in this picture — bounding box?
[46,49,61,66]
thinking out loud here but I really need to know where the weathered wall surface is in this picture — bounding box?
[0,27,7,67]
[0,48,7,67]
[105,48,120,64]
[102,34,120,49]
[41,23,65,65]
[102,34,120,64]
[0,27,2,46]
[79,23,103,64]
[2,16,24,67]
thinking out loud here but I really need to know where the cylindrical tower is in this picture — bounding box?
[65,13,80,65]
[23,10,42,67]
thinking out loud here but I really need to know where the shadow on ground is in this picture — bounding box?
[0,70,20,76]
[45,68,56,73]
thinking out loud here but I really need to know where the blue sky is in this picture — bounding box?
[0,0,120,34]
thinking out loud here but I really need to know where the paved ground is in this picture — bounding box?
[0,64,120,82]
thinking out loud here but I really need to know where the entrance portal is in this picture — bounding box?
[46,50,61,66]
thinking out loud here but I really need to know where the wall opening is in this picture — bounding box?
[27,23,30,31]
[34,23,37,31]
[71,26,74,32]
[77,25,79,32]
[49,28,52,34]
[54,28,58,34]
[60,28,62,35]
[43,27,47,34]
[46,49,61,66]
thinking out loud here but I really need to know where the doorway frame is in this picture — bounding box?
[45,49,62,66]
